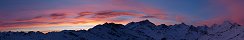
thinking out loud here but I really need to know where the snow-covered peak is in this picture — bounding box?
[138,19,152,24]
[206,20,243,37]
[88,22,124,31]
[157,24,168,28]
[0,20,243,40]
[125,20,156,30]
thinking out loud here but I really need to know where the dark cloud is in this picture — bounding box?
[48,22,65,24]
[75,12,94,19]
[50,13,67,19]
[140,16,157,18]
[90,10,141,19]
[78,12,93,16]
[0,13,69,27]
[33,16,44,19]
[74,10,145,22]
[15,18,32,21]
[15,16,44,22]
[0,22,47,27]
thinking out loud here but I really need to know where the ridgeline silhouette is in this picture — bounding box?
[0,20,243,40]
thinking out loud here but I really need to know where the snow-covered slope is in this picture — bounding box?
[0,20,243,40]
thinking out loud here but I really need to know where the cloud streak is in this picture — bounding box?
[4,0,242,31]
[0,10,159,28]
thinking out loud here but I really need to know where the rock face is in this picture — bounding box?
[0,20,243,40]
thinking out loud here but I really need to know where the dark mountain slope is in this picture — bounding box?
[0,20,243,40]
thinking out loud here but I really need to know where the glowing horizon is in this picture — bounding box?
[0,0,243,32]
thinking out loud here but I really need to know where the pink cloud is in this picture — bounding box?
[0,0,170,31]
[20,0,167,21]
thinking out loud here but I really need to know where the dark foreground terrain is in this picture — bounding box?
[0,20,243,40]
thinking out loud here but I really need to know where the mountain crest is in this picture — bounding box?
[0,20,244,40]
[138,19,154,24]
[180,22,187,25]
[125,20,156,30]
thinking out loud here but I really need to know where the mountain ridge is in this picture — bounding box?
[0,20,243,40]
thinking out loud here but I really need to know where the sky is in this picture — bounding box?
[0,0,243,32]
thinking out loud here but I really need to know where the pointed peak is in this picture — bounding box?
[233,23,241,26]
[104,22,109,24]
[211,24,219,27]
[220,20,238,26]
[177,22,187,26]
[220,20,242,26]
[139,19,152,23]
[159,24,167,26]
[144,19,150,21]
[180,22,186,25]
[102,22,116,25]
[126,19,154,26]
[126,22,135,25]
[158,24,168,27]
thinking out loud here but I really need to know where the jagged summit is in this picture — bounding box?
[222,20,241,26]
[125,20,156,30]
[138,19,152,23]
[126,19,155,25]
[0,20,243,40]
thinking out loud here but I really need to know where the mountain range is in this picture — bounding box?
[0,20,243,40]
